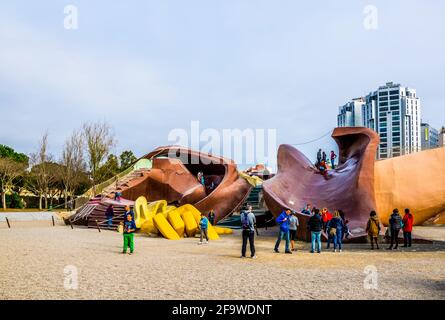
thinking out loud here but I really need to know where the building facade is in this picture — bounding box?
[439,127,445,147]
[337,97,365,127]
[339,82,422,159]
[421,123,439,150]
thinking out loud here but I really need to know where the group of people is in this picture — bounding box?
[316,149,337,176]
[239,204,416,259]
[366,208,414,250]
[110,199,415,258]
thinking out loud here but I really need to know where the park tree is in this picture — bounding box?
[0,144,29,164]
[0,158,26,210]
[26,133,59,210]
[0,145,28,210]
[60,130,87,209]
[119,150,137,170]
[82,121,116,194]
[96,154,120,183]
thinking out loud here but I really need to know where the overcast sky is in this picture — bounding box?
[1,0,444,170]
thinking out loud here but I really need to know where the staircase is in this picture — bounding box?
[217,186,274,229]
[101,168,151,198]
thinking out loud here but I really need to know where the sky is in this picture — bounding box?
[1,0,444,170]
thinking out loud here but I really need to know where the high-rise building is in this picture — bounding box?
[421,123,439,150]
[338,82,422,159]
[337,97,365,127]
[439,126,445,147]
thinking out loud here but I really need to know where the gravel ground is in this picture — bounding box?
[1,221,444,300]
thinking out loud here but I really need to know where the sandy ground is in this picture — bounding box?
[1,220,444,300]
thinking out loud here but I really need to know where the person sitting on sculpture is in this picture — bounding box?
[319,159,328,176]
[114,191,122,202]
[301,203,312,215]
[197,171,205,186]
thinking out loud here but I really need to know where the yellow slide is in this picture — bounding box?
[134,196,149,228]
[135,196,158,234]
[179,208,198,237]
[167,210,185,237]
[153,213,181,240]
[213,226,233,235]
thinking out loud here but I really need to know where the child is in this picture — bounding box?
[366,211,381,250]
[198,213,209,244]
[319,160,328,176]
[122,213,136,254]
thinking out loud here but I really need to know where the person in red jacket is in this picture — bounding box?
[321,208,333,232]
[402,208,414,247]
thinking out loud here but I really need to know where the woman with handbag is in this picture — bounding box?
[328,211,345,253]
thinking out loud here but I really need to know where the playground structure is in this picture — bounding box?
[263,127,445,242]
[68,128,445,242]
[263,127,380,242]
[105,146,252,224]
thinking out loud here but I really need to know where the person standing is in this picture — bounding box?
[402,208,414,247]
[330,151,337,169]
[124,205,134,220]
[321,208,333,231]
[288,211,300,251]
[122,213,136,255]
[308,208,323,253]
[241,205,257,259]
[387,208,403,250]
[322,151,327,162]
[105,204,114,228]
[274,209,292,254]
[328,211,345,252]
[208,209,216,226]
[316,149,322,166]
[366,211,381,250]
[198,213,209,244]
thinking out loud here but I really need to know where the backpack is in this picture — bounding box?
[242,212,250,230]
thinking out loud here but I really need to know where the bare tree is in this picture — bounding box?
[82,121,116,194]
[60,130,86,209]
[0,158,26,210]
[26,133,56,210]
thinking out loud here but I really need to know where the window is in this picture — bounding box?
[380,102,388,107]
[379,96,388,101]
[390,95,399,100]
[380,107,388,111]
[390,106,399,111]
[390,90,399,95]
[379,91,388,96]
[390,100,399,106]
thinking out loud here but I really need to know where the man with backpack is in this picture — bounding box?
[387,208,403,250]
[274,209,292,254]
[241,205,257,259]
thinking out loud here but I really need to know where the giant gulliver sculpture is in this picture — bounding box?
[263,127,445,242]
[263,127,380,242]
[110,146,252,224]
[375,146,445,224]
